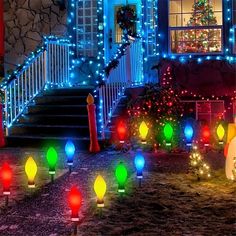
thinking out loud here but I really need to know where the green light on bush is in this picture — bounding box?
[164,123,173,144]
[115,162,128,193]
[46,147,58,175]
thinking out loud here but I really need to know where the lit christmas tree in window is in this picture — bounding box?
[177,0,221,53]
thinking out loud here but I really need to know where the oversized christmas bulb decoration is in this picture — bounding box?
[0,162,12,195]
[115,162,128,193]
[139,121,149,144]
[134,151,145,179]
[46,147,58,180]
[117,120,127,143]
[94,175,107,207]
[216,123,225,145]
[65,140,75,172]
[25,157,37,188]
[164,123,173,146]
[225,136,236,180]
[227,123,236,144]
[184,124,194,146]
[68,186,82,222]
[201,125,210,146]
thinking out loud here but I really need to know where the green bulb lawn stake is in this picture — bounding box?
[46,147,58,183]
[115,162,128,195]
[164,123,173,148]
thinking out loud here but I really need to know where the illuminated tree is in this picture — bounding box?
[189,147,211,181]
[177,0,221,53]
[128,66,184,146]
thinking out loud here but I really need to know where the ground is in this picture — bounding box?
[0,147,235,236]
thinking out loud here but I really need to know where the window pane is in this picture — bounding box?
[213,12,222,25]
[169,14,182,27]
[211,0,222,12]
[182,0,194,13]
[170,29,222,53]
[169,0,181,14]
[182,13,192,26]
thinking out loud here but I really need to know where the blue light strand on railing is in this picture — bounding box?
[0,35,71,90]
[2,36,71,131]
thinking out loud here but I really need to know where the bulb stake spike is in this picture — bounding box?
[50,174,54,183]
[73,222,78,236]
[138,178,142,188]
[5,195,9,207]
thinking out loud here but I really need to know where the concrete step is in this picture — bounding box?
[27,105,88,115]
[42,87,95,96]
[35,95,88,105]
[10,124,90,137]
[19,114,89,126]
[6,135,95,150]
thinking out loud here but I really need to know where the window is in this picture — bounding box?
[233,1,236,25]
[169,0,222,54]
[76,0,98,57]
[144,0,158,56]
[115,5,137,43]
[233,1,236,54]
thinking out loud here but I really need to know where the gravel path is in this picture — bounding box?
[0,148,235,236]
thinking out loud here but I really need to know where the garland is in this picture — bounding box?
[116,5,138,33]
[103,41,130,78]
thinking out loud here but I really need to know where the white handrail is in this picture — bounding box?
[99,39,143,138]
[3,37,70,133]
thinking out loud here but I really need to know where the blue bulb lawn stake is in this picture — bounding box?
[65,140,75,173]
[134,150,145,187]
[184,124,194,151]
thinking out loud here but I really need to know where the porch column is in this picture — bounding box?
[0,0,4,78]
[126,45,131,85]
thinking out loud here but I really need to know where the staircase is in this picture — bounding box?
[7,87,95,149]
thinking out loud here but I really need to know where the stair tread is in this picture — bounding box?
[37,95,88,98]
[13,124,89,128]
[29,104,87,107]
[22,114,88,117]
[7,135,91,140]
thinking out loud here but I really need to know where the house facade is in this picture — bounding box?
[65,0,236,84]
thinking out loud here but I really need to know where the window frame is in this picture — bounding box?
[233,1,236,54]
[76,0,98,58]
[168,0,224,55]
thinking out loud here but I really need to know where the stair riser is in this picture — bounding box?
[6,137,91,150]
[10,126,90,137]
[35,96,87,105]
[27,106,88,115]
[19,116,89,126]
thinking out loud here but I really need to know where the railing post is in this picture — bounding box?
[126,45,132,86]
[4,89,8,137]
[0,100,5,147]
[43,49,48,86]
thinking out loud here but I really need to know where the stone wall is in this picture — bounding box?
[4,0,67,73]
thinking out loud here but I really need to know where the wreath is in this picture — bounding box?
[116,5,138,33]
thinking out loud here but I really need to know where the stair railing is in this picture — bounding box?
[99,38,143,138]
[1,36,70,134]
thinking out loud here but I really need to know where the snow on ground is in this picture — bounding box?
[0,148,235,235]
